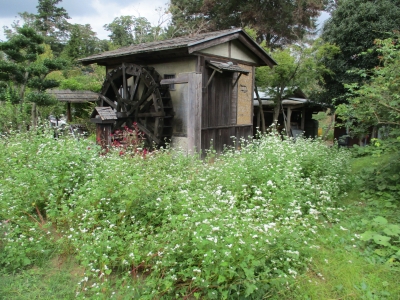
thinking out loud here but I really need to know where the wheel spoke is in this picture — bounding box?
[137,112,165,118]
[109,80,122,102]
[136,121,161,145]
[127,85,156,116]
[98,95,117,109]
[122,63,129,100]
[98,63,172,147]
[130,72,141,101]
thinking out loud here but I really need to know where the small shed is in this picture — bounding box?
[79,28,276,155]
[254,90,326,138]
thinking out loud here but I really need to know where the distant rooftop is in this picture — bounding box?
[47,89,99,103]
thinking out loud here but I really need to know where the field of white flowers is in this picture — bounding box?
[0,130,352,299]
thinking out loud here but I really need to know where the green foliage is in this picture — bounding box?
[360,216,400,264]
[0,130,352,298]
[336,34,400,142]
[0,101,29,132]
[104,15,162,47]
[255,39,339,123]
[25,92,57,106]
[59,65,105,93]
[35,0,70,54]
[170,0,325,47]
[0,260,78,299]
[257,39,339,92]
[61,24,103,61]
[320,0,400,104]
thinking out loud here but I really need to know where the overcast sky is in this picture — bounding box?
[0,0,169,41]
[0,0,330,42]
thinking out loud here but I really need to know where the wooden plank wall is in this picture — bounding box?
[200,61,254,156]
[187,73,202,155]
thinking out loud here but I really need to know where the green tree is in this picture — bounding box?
[336,34,400,140]
[3,1,71,55]
[255,39,339,131]
[0,26,45,109]
[35,0,70,54]
[104,16,163,47]
[170,0,325,47]
[320,0,400,104]
[62,24,101,60]
[104,16,135,47]
[0,26,67,127]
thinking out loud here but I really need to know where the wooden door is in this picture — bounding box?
[201,70,238,155]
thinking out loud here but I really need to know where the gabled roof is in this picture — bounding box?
[79,28,276,67]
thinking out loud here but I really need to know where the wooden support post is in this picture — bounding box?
[287,106,292,137]
[301,107,305,131]
[187,73,202,156]
[67,102,72,122]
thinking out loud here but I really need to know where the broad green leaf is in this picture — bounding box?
[373,216,388,226]
[360,231,375,241]
[245,283,258,297]
[217,275,226,284]
[373,234,391,246]
[383,224,400,236]
[374,249,390,257]
[23,257,31,266]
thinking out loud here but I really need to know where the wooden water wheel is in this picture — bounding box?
[98,63,173,146]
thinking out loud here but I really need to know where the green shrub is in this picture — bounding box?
[0,131,352,298]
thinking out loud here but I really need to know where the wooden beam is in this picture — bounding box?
[301,108,305,131]
[67,102,72,122]
[287,107,292,137]
[205,69,217,88]
[232,73,242,88]
[98,95,117,109]
[188,33,240,54]
[187,73,202,156]
[137,111,165,118]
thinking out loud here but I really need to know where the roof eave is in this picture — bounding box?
[80,47,190,66]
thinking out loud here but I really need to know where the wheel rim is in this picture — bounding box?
[98,63,173,146]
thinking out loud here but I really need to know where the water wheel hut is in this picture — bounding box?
[79,28,276,155]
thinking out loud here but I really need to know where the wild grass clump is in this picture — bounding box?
[0,129,352,299]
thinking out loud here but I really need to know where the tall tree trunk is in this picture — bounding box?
[254,85,266,133]
[19,71,29,113]
[273,87,284,128]
[31,102,38,128]
[322,113,335,141]
[273,102,280,128]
